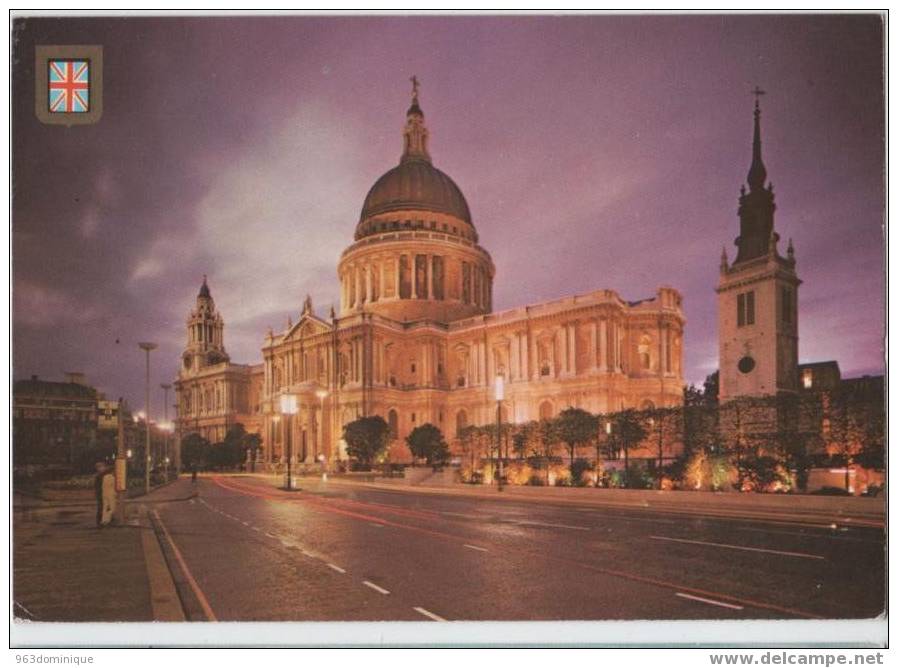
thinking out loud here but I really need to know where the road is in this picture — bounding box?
[148,475,885,622]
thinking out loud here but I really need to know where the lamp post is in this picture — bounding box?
[161,383,171,481]
[495,374,504,492]
[604,420,613,488]
[114,397,126,523]
[280,393,299,490]
[315,389,329,479]
[138,342,157,495]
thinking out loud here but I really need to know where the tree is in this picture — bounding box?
[648,407,680,488]
[612,410,647,488]
[181,432,210,470]
[243,432,263,472]
[554,408,598,480]
[343,416,390,469]
[534,419,560,485]
[457,425,489,482]
[406,423,449,466]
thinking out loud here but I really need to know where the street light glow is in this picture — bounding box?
[280,393,298,415]
[315,389,329,401]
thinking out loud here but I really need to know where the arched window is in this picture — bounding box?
[388,409,398,439]
[456,409,468,435]
[539,400,554,420]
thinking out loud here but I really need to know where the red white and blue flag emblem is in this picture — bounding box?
[48,60,89,113]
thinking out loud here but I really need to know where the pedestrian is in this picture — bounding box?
[191,463,198,483]
[94,462,105,527]
[93,462,116,528]
[101,464,116,526]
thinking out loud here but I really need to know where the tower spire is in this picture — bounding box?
[198,274,211,299]
[747,86,767,192]
[402,75,431,163]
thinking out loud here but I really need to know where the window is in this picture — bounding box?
[802,369,813,389]
[410,362,416,374]
[782,288,792,324]
[411,412,416,423]
[737,290,755,327]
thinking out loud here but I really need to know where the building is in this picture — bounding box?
[173,277,263,445]
[713,96,884,493]
[13,372,99,467]
[175,82,687,466]
[717,93,801,402]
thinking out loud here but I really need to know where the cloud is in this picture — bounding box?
[14,280,99,327]
[191,103,368,329]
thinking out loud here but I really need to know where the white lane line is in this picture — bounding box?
[463,544,488,552]
[363,580,390,595]
[265,532,277,539]
[676,592,744,611]
[650,535,825,560]
[251,526,261,532]
[369,522,385,528]
[413,606,447,621]
[241,521,250,527]
[301,549,314,557]
[327,563,346,574]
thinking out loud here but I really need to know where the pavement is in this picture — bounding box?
[12,482,187,623]
[12,473,886,624]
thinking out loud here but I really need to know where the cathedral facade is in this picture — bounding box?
[175,85,686,467]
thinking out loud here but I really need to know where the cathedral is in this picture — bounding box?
[174,82,687,467]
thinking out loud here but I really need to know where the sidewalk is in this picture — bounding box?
[12,482,188,623]
[261,471,886,528]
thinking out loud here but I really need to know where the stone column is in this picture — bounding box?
[568,323,577,375]
[365,265,372,303]
[379,259,386,300]
[589,320,597,372]
[558,328,568,377]
[510,333,520,381]
[394,256,401,299]
[427,255,434,300]
[599,319,607,372]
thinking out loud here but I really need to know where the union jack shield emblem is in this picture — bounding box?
[48,60,89,113]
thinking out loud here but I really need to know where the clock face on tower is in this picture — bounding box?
[738,355,756,374]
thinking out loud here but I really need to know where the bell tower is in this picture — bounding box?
[717,91,801,401]
[181,276,229,375]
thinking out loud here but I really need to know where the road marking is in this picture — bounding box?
[463,544,488,552]
[265,532,277,538]
[301,549,314,557]
[676,592,744,611]
[327,563,346,573]
[251,526,261,532]
[413,606,446,621]
[363,580,390,595]
[650,535,825,560]
[369,522,385,528]
[241,521,250,527]
[152,510,218,622]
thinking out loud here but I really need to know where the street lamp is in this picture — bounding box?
[495,374,505,492]
[280,393,299,491]
[315,389,329,478]
[161,383,172,482]
[138,342,157,495]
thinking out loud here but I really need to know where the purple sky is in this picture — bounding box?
[13,15,885,415]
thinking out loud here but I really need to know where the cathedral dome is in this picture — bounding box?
[359,160,472,224]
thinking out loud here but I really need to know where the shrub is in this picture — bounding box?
[570,458,592,486]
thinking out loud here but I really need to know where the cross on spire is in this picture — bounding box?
[410,74,420,100]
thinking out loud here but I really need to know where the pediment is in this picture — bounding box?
[283,314,331,342]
